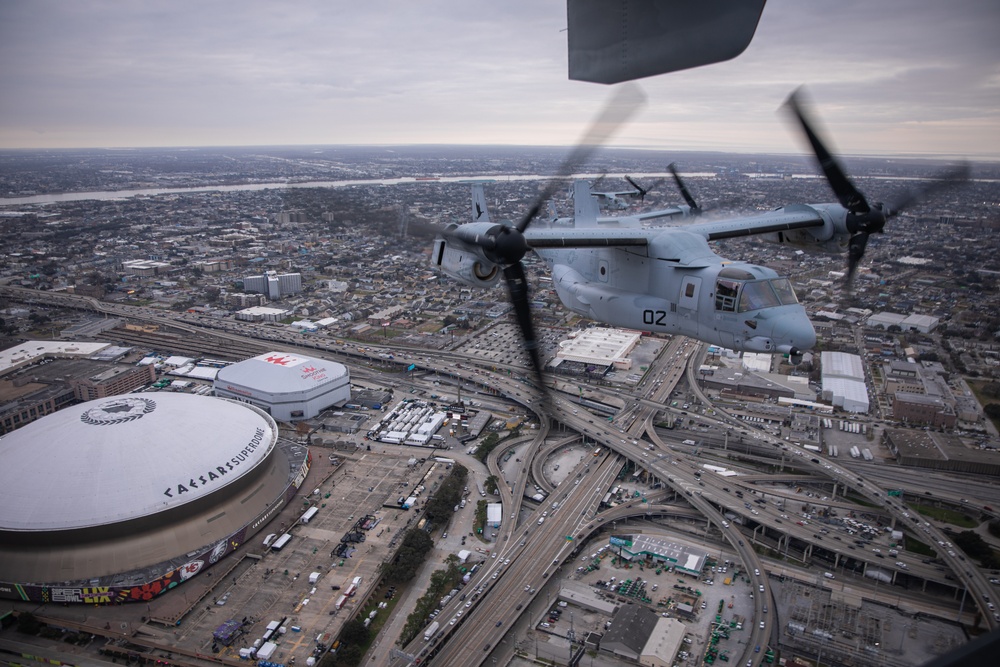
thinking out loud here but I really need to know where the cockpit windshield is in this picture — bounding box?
[715,277,799,313]
[768,278,799,306]
[739,281,781,312]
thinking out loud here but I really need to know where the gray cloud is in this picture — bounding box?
[0,0,997,157]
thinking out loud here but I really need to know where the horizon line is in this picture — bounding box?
[0,142,992,163]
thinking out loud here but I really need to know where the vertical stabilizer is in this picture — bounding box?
[471,185,491,222]
[573,180,599,227]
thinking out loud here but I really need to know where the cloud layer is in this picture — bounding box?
[1,0,997,157]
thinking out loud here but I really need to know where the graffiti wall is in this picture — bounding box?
[0,451,311,605]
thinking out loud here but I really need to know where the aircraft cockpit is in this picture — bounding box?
[714,267,799,313]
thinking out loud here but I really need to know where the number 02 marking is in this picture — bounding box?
[642,310,667,326]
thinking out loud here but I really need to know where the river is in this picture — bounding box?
[0,172,722,207]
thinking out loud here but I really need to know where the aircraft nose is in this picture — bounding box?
[773,313,816,352]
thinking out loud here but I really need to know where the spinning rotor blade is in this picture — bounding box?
[845,232,869,289]
[783,88,969,294]
[516,83,645,233]
[440,86,643,410]
[624,175,663,202]
[502,261,544,390]
[885,163,971,216]
[784,89,869,215]
[503,84,644,407]
[667,162,700,212]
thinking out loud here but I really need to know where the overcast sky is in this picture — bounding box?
[1,0,998,158]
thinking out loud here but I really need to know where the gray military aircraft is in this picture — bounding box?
[588,175,661,210]
[431,89,967,386]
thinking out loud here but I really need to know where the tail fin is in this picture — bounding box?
[573,180,599,227]
[471,184,491,222]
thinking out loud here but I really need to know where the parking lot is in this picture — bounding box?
[6,443,439,667]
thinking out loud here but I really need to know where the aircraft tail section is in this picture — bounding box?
[471,184,491,222]
[573,180,599,227]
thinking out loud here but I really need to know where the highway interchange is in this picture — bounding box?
[5,285,1000,667]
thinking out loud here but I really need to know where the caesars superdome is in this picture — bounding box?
[0,393,310,605]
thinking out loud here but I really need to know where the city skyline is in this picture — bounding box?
[1,0,999,158]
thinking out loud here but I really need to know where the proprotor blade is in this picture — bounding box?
[886,163,971,215]
[784,88,869,215]
[845,232,869,292]
[668,162,700,212]
[515,83,646,233]
[783,88,971,299]
[502,261,545,392]
[623,175,646,201]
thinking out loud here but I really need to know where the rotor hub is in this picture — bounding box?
[492,226,529,266]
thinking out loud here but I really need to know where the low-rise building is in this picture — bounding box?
[70,363,157,401]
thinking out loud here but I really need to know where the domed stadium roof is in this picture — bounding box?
[0,393,276,532]
[215,351,348,395]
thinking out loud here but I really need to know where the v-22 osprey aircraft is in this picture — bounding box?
[431,91,966,369]
[588,175,661,210]
[436,178,816,361]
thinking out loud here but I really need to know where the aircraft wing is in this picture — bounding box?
[526,225,719,268]
[527,206,823,247]
[683,205,825,241]
[630,206,687,222]
[567,0,767,84]
[593,189,638,198]
[526,227,650,250]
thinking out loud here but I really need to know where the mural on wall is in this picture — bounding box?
[0,450,311,605]
[1,519,253,604]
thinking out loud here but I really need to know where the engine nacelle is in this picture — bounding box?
[761,203,851,254]
[431,237,502,289]
[762,228,848,254]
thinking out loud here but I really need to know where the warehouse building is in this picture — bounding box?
[820,351,869,413]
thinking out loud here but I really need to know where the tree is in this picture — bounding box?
[325,643,362,667]
[384,528,434,584]
[484,475,499,495]
[338,618,370,650]
[474,432,501,462]
[423,464,468,525]
[953,530,1000,569]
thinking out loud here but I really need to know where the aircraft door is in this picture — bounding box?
[678,276,701,311]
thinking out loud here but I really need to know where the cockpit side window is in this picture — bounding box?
[739,280,781,312]
[769,278,799,305]
[715,279,740,312]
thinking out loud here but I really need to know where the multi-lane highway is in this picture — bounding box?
[415,452,623,665]
[7,286,1000,665]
